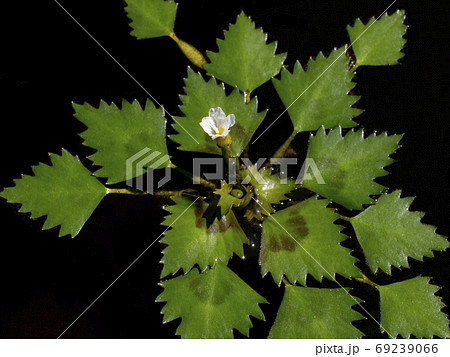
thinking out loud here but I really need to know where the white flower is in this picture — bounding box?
[200,107,235,140]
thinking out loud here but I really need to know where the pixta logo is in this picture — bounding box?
[125,148,171,194]
[192,157,325,185]
[126,148,325,194]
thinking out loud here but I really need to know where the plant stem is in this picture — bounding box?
[221,145,232,162]
[244,90,251,104]
[169,32,207,68]
[220,144,242,184]
[106,188,149,195]
[154,189,197,197]
[339,215,352,222]
[169,162,217,190]
[353,272,378,288]
[107,187,197,197]
[273,130,297,158]
[349,62,360,74]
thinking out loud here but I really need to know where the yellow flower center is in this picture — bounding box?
[213,127,225,135]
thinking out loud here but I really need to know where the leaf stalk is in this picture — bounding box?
[169,32,207,68]
[106,188,149,195]
[349,62,360,74]
[353,272,379,288]
[273,130,297,158]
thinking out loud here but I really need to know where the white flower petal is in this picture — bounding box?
[200,107,236,140]
[200,116,215,136]
[227,114,235,128]
[214,116,229,130]
[215,107,226,118]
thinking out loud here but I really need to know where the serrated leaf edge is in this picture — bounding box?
[352,190,449,275]
[0,149,106,238]
[378,276,450,339]
[260,196,358,286]
[346,10,408,66]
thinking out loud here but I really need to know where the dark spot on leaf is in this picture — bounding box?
[218,217,229,232]
[195,206,207,218]
[206,218,226,235]
[268,235,297,252]
[294,226,309,237]
[195,217,205,228]
[189,276,200,289]
[189,276,230,305]
[195,206,207,228]
[332,169,347,189]
[212,294,225,304]
[232,123,247,140]
[315,157,347,190]
[281,236,296,251]
[286,215,309,238]
[268,237,280,252]
[189,277,208,301]
[287,215,306,226]
[212,281,231,305]
[206,211,240,234]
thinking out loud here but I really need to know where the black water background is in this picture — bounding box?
[0,0,448,338]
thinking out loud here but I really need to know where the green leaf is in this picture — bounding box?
[170,68,266,156]
[260,197,359,286]
[215,181,252,217]
[269,286,363,338]
[160,196,248,278]
[125,0,177,39]
[0,150,107,238]
[241,165,296,215]
[302,127,402,210]
[157,261,267,338]
[204,12,286,95]
[378,276,450,338]
[351,191,449,274]
[272,47,362,133]
[347,10,407,66]
[73,99,169,185]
